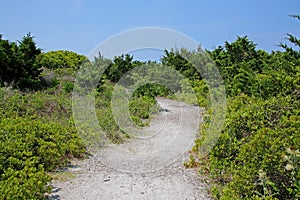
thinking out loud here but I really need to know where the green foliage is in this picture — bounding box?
[195,16,300,200]
[198,95,300,199]
[36,50,87,70]
[0,86,85,199]
[0,117,85,199]
[283,147,300,198]
[198,37,300,199]
[128,62,184,98]
[209,35,300,99]
[0,35,16,86]
[95,88,123,144]
[0,89,72,122]
[209,36,267,97]
[133,83,172,98]
[0,163,50,200]
[129,96,158,126]
[191,79,209,106]
[161,48,219,107]
[0,33,42,89]
[162,49,201,81]
[63,80,74,93]
[94,81,159,143]
[103,54,139,82]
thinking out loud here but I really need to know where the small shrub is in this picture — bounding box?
[0,117,85,199]
[129,96,158,120]
[63,81,74,93]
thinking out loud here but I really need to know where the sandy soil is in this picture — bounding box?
[49,98,211,200]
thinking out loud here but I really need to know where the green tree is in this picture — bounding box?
[161,49,201,81]
[16,33,42,89]
[280,15,300,59]
[209,36,270,97]
[0,33,41,89]
[105,54,137,82]
[0,35,15,86]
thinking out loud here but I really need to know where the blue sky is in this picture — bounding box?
[1,0,300,58]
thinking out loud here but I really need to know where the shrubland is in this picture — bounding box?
[0,38,160,199]
[1,15,299,199]
[187,16,300,200]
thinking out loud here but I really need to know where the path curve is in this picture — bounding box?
[49,98,211,200]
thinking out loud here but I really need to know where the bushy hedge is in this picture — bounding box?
[0,87,85,199]
[0,117,85,199]
[198,95,300,199]
[191,23,300,199]
[36,50,87,70]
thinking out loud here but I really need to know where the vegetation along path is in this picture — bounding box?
[49,98,211,199]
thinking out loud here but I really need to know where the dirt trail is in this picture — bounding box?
[49,98,211,200]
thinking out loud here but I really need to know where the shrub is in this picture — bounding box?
[0,89,72,123]
[0,117,85,199]
[63,81,74,93]
[36,50,87,70]
[129,96,158,126]
[198,95,300,199]
[94,82,159,143]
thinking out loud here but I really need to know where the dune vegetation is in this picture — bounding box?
[0,16,299,200]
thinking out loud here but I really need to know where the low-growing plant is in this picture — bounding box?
[63,80,74,93]
[198,95,300,199]
[283,147,300,198]
[0,117,85,199]
[129,96,158,123]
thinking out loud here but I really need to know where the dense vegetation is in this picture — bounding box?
[189,16,300,200]
[0,89,86,199]
[0,35,158,199]
[0,15,299,199]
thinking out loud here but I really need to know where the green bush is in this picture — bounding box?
[94,81,122,143]
[63,81,74,93]
[0,87,85,199]
[36,50,87,70]
[129,96,158,126]
[0,117,85,199]
[0,89,72,123]
[193,23,300,199]
[197,95,300,199]
[94,81,159,143]
[133,83,172,98]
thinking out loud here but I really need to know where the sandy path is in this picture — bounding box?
[49,98,211,200]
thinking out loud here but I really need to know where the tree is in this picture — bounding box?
[161,49,201,81]
[279,15,300,65]
[106,54,135,82]
[0,35,15,86]
[16,33,42,88]
[208,36,270,97]
[0,33,42,89]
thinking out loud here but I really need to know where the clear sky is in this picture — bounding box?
[1,0,300,57]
